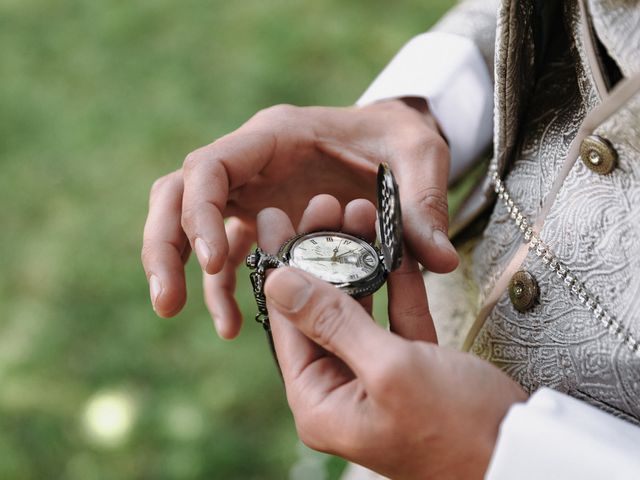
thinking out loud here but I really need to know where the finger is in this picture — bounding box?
[256,209,326,381]
[141,170,188,317]
[265,267,405,389]
[297,195,375,314]
[203,218,255,339]
[343,198,377,314]
[257,207,295,254]
[394,137,459,273]
[387,251,437,343]
[307,104,457,272]
[181,128,279,275]
[342,198,377,242]
[296,194,342,233]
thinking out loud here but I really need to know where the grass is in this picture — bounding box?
[0,0,453,478]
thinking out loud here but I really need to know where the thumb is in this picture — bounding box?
[264,267,404,382]
[394,136,458,273]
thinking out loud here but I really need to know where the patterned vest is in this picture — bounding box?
[431,0,640,424]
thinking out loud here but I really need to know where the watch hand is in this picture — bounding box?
[298,257,337,262]
[335,249,356,259]
[296,256,357,264]
[331,240,343,262]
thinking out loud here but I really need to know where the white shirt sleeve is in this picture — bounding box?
[485,388,640,479]
[356,32,494,183]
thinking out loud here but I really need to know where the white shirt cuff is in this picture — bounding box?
[356,32,494,182]
[485,388,640,479]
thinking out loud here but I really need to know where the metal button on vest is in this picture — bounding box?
[580,135,617,175]
[509,270,539,312]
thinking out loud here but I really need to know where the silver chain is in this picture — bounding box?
[488,166,640,357]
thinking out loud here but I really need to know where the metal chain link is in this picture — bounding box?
[489,166,640,357]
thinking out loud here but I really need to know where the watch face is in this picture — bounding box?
[288,232,380,284]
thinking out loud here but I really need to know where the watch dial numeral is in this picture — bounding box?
[362,253,375,268]
[289,232,379,284]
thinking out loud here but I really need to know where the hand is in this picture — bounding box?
[142,99,458,339]
[258,196,527,480]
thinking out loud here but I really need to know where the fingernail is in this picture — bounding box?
[267,269,313,313]
[149,274,162,310]
[433,230,457,255]
[195,237,211,270]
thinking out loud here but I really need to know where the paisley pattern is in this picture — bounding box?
[343,2,640,478]
[588,0,640,77]
[473,10,588,304]
[467,0,640,424]
[348,0,640,480]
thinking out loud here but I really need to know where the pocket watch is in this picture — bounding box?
[246,163,403,331]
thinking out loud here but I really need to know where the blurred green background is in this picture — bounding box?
[0,0,453,478]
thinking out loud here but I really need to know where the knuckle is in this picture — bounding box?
[180,206,198,233]
[413,185,449,223]
[252,104,299,130]
[257,103,297,121]
[310,298,345,348]
[140,243,156,267]
[149,175,169,198]
[204,160,228,191]
[149,170,182,206]
[423,134,449,158]
[403,133,449,163]
[183,146,229,190]
[182,149,205,171]
[400,302,429,321]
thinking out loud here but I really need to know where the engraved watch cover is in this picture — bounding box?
[376,163,403,272]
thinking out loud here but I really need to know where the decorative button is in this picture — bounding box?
[580,135,617,175]
[509,270,539,312]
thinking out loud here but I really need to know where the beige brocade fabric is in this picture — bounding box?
[473,2,588,308]
[469,1,640,424]
[588,0,640,78]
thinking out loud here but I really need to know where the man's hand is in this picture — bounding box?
[258,195,527,480]
[141,100,458,339]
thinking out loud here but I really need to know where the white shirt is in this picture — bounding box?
[356,32,640,478]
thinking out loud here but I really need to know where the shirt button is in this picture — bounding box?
[509,270,539,312]
[580,135,617,175]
